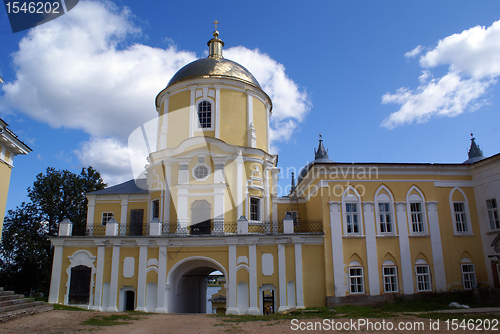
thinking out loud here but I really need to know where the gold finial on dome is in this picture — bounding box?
[208,20,224,59]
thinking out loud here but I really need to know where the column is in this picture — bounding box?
[235,151,244,219]
[329,202,345,297]
[248,243,259,315]
[427,202,447,291]
[136,242,148,311]
[277,242,287,312]
[107,242,120,311]
[396,202,414,294]
[156,245,167,312]
[214,85,221,139]
[227,242,237,314]
[92,242,106,310]
[163,161,172,226]
[293,238,305,309]
[48,240,64,304]
[119,195,129,237]
[363,202,380,295]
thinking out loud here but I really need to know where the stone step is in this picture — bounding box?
[0,304,53,323]
[0,297,35,308]
[0,300,45,314]
[0,294,24,302]
[0,290,14,297]
[0,287,3,291]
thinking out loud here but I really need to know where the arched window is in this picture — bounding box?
[197,100,212,129]
[382,260,398,293]
[415,259,432,292]
[406,187,427,235]
[342,187,363,235]
[449,187,472,235]
[348,261,364,294]
[374,187,395,235]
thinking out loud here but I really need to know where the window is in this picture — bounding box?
[250,197,260,221]
[383,266,398,293]
[378,203,393,233]
[152,199,160,219]
[410,202,425,233]
[415,264,431,291]
[486,198,500,230]
[453,202,468,233]
[349,267,364,294]
[345,203,359,234]
[101,212,114,226]
[461,264,476,290]
[197,100,212,129]
[194,165,209,180]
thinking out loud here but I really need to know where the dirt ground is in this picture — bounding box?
[1,309,500,334]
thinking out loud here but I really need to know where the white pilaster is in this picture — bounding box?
[427,202,446,291]
[396,202,414,294]
[277,242,287,312]
[136,243,148,311]
[158,94,169,150]
[235,151,244,218]
[119,195,129,236]
[329,202,345,297]
[227,243,237,314]
[107,243,120,311]
[163,161,172,225]
[293,238,305,308]
[264,164,271,222]
[214,85,221,139]
[92,243,106,310]
[189,86,196,138]
[48,241,64,304]
[248,243,259,315]
[156,245,167,313]
[265,103,271,153]
[363,202,380,295]
[86,195,96,229]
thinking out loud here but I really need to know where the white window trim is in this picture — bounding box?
[375,198,395,236]
[382,265,399,293]
[348,266,365,294]
[195,98,214,131]
[486,198,500,231]
[460,262,476,290]
[249,196,261,222]
[342,187,364,236]
[415,263,432,292]
[449,187,473,235]
[406,187,428,236]
[192,163,211,181]
[101,212,114,226]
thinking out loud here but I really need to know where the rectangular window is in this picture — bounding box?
[461,264,476,290]
[345,203,359,234]
[349,267,364,294]
[410,202,425,233]
[197,101,212,129]
[250,197,260,221]
[383,266,398,293]
[453,202,468,233]
[101,212,114,226]
[378,203,393,233]
[415,265,431,291]
[152,199,160,219]
[486,198,500,230]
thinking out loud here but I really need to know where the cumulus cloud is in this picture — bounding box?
[1,0,310,184]
[382,20,500,129]
[404,45,424,59]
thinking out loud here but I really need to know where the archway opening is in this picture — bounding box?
[168,258,227,314]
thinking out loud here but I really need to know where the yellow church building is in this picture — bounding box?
[48,28,500,314]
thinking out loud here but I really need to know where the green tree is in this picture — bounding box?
[0,167,106,294]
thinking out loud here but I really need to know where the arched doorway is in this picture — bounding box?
[167,257,227,313]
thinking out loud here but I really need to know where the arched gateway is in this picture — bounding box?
[167,257,227,313]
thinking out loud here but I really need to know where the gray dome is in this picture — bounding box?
[167,57,262,89]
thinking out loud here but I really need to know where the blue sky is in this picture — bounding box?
[2,0,500,212]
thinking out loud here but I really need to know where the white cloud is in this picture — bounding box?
[404,45,423,59]
[382,20,500,128]
[1,0,310,184]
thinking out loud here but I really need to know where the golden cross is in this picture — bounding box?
[213,20,220,30]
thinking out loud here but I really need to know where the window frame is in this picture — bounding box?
[409,201,426,234]
[415,264,432,292]
[152,199,160,220]
[345,202,361,235]
[195,99,214,131]
[382,265,399,293]
[101,212,114,226]
[192,163,211,181]
[453,201,469,233]
[348,267,365,294]
[461,263,476,290]
[378,202,394,235]
[486,198,500,231]
[249,197,261,222]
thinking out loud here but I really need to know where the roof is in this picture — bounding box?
[88,179,148,195]
[166,56,261,89]
[0,118,32,156]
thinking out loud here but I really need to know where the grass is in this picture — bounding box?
[381,291,479,313]
[81,314,143,326]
